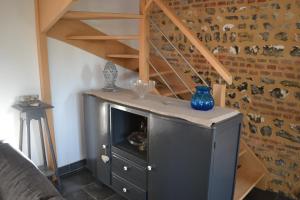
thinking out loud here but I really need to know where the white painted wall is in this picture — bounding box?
[0,0,138,167]
[48,39,137,167]
[0,0,43,163]
[49,0,139,167]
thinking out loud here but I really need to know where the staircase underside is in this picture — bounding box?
[47,19,139,71]
[47,19,196,98]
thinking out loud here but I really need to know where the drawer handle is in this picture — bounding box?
[101,155,110,163]
[100,144,110,164]
[122,187,127,193]
[147,165,152,171]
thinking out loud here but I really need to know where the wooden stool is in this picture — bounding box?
[13,102,61,187]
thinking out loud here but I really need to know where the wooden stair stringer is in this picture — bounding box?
[47,19,139,71]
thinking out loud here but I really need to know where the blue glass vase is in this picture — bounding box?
[191,86,214,111]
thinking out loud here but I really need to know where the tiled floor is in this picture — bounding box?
[60,168,294,200]
[60,168,125,200]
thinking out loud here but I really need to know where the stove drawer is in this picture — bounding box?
[112,154,147,190]
[112,174,146,200]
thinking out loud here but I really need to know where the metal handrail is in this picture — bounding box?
[149,0,232,84]
[148,60,180,99]
[149,18,209,87]
[149,40,194,95]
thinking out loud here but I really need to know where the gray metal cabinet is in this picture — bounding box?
[83,94,110,185]
[148,113,242,200]
[148,114,213,200]
[83,94,242,200]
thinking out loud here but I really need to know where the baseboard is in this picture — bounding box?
[58,159,86,177]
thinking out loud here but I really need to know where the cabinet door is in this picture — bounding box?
[83,95,110,185]
[148,114,214,200]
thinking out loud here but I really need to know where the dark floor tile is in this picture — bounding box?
[105,194,126,200]
[245,188,277,200]
[61,168,96,195]
[83,182,115,200]
[64,189,95,200]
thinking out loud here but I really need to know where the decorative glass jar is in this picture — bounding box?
[191,86,214,111]
[131,79,156,99]
[102,62,118,92]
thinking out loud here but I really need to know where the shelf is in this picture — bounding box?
[113,141,147,162]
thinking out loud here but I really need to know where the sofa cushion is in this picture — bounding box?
[0,143,64,200]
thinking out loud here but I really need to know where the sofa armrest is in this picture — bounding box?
[0,143,64,200]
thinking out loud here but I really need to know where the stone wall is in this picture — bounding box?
[150,0,300,198]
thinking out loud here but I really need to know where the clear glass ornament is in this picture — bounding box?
[102,61,118,92]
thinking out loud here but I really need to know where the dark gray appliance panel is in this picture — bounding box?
[148,114,214,200]
[208,114,243,200]
[83,95,111,185]
[112,154,147,190]
[83,95,98,176]
[112,174,146,200]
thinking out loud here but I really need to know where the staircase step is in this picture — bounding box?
[150,70,174,78]
[67,35,140,40]
[153,72,193,97]
[239,144,247,157]
[48,18,139,72]
[107,54,139,59]
[158,87,190,97]
[63,11,143,20]
[166,89,190,97]
[234,159,265,200]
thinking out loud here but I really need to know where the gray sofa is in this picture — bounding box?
[0,142,64,200]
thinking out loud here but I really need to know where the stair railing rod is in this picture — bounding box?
[148,60,180,99]
[150,18,209,87]
[149,40,194,95]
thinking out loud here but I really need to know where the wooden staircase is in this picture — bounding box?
[235,141,268,200]
[35,0,268,199]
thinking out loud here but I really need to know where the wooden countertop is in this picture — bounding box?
[85,89,240,128]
